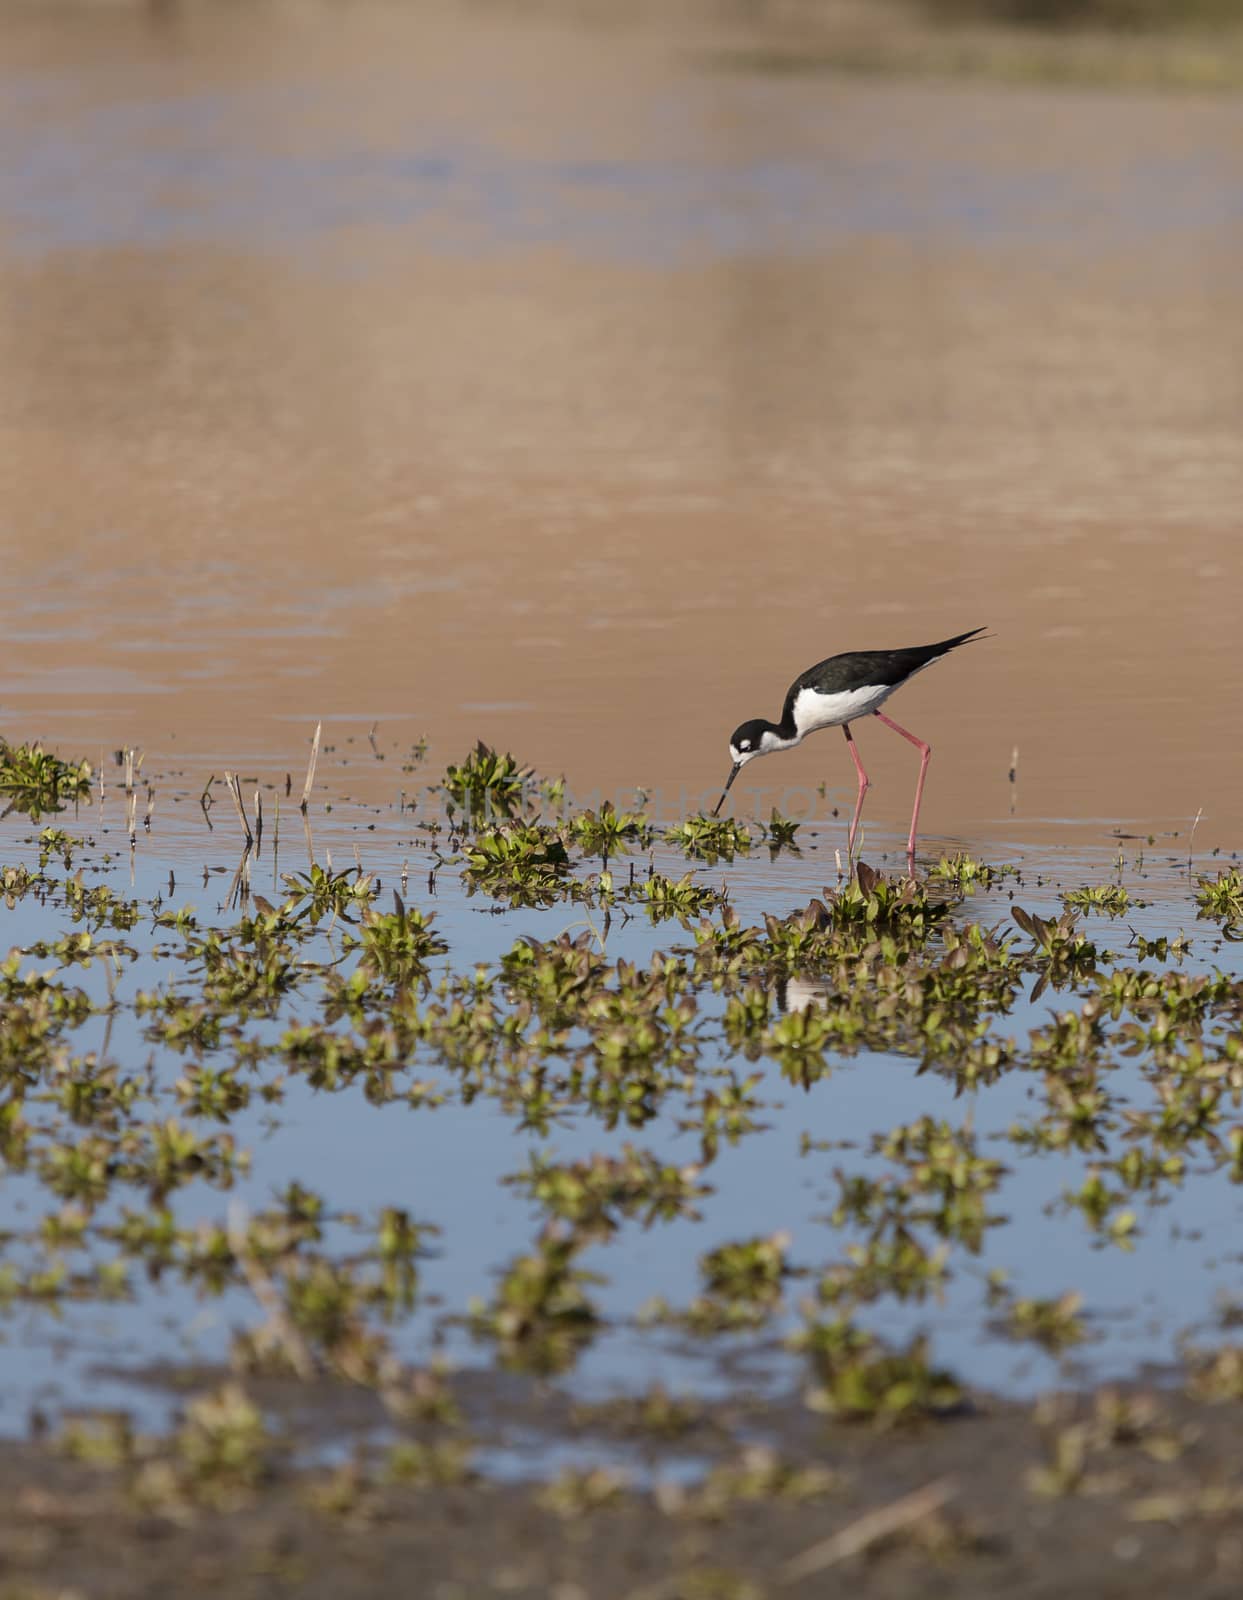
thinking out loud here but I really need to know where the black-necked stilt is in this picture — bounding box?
[712,627,987,861]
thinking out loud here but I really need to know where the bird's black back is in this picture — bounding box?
[785,627,987,704]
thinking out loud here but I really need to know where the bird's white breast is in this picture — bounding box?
[791,682,892,736]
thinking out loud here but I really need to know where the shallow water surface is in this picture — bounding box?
[1,0,1243,1470]
[1,747,1241,1463]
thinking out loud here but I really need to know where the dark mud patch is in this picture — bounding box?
[10,1373,1243,1598]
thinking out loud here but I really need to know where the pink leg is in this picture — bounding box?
[874,710,931,861]
[842,723,870,859]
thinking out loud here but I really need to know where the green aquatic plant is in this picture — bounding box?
[1063,883,1131,916]
[819,862,952,939]
[462,821,570,903]
[567,800,650,856]
[506,1146,709,1236]
[796,1316,962,1424]
[688,1447,839,1518]
[1002,1290,1089,1352]
[347,894,448,985]
[172,1382,273,1501]
[0,739,92,819]
[538,1465,629,1517]
[637,870,726,923]
[570,1383,705,1440]
[442,741,532,817]
[1196,866,1243,928]
[1011,904,1099,994]
[817,1233,951,1307]
[38,826,84,867]
[699,1230,792,1306]
[765,809,801,851]
[470,1226,601,1374]
[281,862,376,924]
[1,861,41,905]
[927,852,1014,888]
[1185,1342,1243,1403]
[664,815,754,863]
[872,1116,1008,1252]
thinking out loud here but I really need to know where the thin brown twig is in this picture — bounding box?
[778,1477,959,1584]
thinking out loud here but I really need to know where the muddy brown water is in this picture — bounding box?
[2,1,1242,845]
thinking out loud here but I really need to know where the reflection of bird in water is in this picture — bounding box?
[773,975,832,1015]
[713,627,988,863]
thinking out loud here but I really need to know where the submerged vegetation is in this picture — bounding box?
[1,735,1243,1586]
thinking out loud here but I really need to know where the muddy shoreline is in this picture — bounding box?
[9,1369,1243,1598]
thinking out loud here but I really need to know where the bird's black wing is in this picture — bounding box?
[786,627,988,701]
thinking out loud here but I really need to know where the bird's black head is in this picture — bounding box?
[727,720,771,766]
[712,719,777,817]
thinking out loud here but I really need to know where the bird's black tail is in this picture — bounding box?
[925,626,989,658]
[879,627,989,683]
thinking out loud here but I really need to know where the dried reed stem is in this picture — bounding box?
[225,844,252,910]
[778,1477,958,1584]
[222,772,253,846]
[300,722,322,814]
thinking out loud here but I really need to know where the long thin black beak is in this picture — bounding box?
[712,762,742,817]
